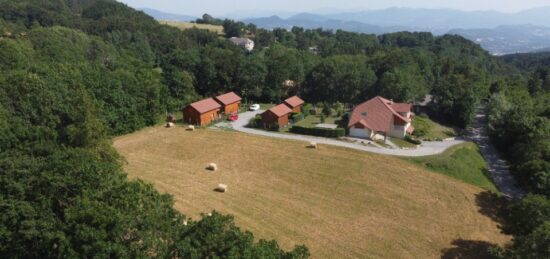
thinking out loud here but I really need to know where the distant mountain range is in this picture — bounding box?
[322,7,550,32]
[449,25,550,55]
[141,7,550,54]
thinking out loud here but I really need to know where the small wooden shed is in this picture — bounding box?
[283,96,305,113]
[261,104,292,128]
[214,92,242,114]
[183,98,222,126]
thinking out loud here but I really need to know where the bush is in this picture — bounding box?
[405,134,421,145]
[291,112,304,123]
[322,103,333,116]
[248,115,262,128]
[302,104,313,116]
[332,102,344,114]
[290,125,346,138]
[309,108,318,115]
[267,123,280,131]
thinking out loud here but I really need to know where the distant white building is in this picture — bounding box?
[229,37,254,51]
[308,46,319,54]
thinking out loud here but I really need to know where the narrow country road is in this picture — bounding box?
[466,107,526,200]
[223,111,465,157]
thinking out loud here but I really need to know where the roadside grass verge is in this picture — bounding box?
[389,137,418,149]
[405,143,499,193]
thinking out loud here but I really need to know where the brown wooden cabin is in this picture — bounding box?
[214,92,242,114]
[183,98,222,126]
[261,103,293,128]
[283,96,305,113]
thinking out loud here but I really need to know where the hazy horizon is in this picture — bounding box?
[118,0,550,17]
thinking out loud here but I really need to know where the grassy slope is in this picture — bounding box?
[160,20,224,35]
[114,127,509,258]
[405,143,499,193]
[413,116,457,140]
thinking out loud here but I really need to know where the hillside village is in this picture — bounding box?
[0,1,549,258]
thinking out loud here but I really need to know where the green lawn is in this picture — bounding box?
[389,137,418,149]
[260,103,275,110]
[294,114,339,126]
[412,115,457,140]
[282,114,344,133]
[405,143,499,193]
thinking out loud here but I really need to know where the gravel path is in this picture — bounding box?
[224,111,465,157]
[466,108,526,200]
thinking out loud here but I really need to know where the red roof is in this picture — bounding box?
[215,92,242,105]
[265,103,292,117]
[390,103,413,113]
[348,96,412,133]
[284,96,305,108]
[188,98,221,114]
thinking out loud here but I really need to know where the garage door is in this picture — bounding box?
[350,127,369,139]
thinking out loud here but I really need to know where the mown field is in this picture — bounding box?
[114,126,509,258]
[160,20,224,35]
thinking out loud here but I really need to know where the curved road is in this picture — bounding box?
[466,108,525,200]
[226,111,464,157]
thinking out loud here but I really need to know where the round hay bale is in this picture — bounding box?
[206,163,218,171]
[215,184,227,193]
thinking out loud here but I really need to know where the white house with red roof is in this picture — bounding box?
[347,96,414,139]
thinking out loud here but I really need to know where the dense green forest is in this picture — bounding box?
[483,54,550,258]
[0,0,547,257]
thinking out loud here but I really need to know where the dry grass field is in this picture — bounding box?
[160,20,224,35]
[113,126,510,258]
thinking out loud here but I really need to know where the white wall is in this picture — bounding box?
[349,127,372,139]
[390,122,410,138]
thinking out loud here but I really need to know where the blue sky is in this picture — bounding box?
[119,0,550,16]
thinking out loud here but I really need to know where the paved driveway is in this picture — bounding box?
[225,111,465,157]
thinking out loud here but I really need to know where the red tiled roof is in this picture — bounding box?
[215,92,242,105]
[390,103,413,113]
[188,98,221,114]
[284,96,305,108]
[347,96,412,133]
[266,103,292,117]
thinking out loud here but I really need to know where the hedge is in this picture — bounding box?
[290,125,346,138]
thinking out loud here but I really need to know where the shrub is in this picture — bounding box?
[248,115,262,128]
[332,102,344,115]
[322,103,333,116]
[405,134,421,145]
[320,114,325,123]
[309,108,318,115]
[290,126,345,138]
[302,103,313,116]
[291,112,304,123]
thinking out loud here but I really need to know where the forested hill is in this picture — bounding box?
[0,0,533,257]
